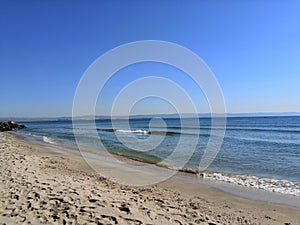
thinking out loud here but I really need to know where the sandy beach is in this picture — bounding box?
[0,132,299,225]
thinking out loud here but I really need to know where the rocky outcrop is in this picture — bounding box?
[0,121,26,132]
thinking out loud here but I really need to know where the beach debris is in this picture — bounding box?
[0,120,26,132]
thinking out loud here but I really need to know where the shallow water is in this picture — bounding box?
[17,116,300,196]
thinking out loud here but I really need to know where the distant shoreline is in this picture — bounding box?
[2,112,300,122]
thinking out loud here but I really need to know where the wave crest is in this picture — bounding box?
[115,129,150,135]
[201,172,300,196]
[42,136,56,144]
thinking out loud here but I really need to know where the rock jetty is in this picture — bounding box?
[0,121,26,132]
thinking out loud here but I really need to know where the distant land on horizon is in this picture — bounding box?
[1,112,300,122]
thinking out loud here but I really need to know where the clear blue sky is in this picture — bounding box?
[1,1,299,117]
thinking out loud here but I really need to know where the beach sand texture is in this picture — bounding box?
[0,132,299,225]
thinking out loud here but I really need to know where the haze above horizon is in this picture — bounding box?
[1,1,299,117]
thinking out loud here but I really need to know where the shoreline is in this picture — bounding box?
[1,132,299,224]
[17,130,300,198]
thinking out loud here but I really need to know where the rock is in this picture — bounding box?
[0,121,26,132]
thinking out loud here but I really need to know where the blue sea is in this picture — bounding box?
[16,116,300,196]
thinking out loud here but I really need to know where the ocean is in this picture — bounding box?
[16,116,300,196]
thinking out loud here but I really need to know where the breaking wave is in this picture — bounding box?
[42,136,56,144]
[174,168,300,197]
[116,129,150,135]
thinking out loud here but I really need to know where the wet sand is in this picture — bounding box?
[0,132,299,224]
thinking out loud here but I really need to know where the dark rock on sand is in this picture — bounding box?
[0,121,26,132]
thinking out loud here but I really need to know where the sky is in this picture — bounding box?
[1,1,300,117]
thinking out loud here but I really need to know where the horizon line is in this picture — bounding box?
[1,112,300,120]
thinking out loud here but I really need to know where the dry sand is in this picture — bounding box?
[0,132,299,225]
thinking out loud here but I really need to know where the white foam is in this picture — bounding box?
[42,136,56,144]
[116,129,150,135]
[200,172,300,197]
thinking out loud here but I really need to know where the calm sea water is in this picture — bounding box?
[17,116,300,184]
